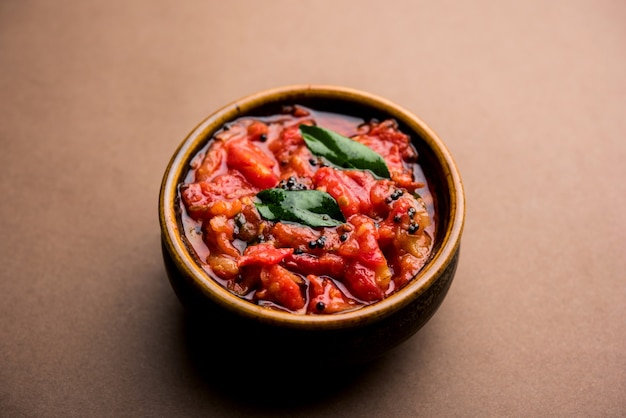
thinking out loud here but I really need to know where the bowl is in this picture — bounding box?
[159,85,465,366]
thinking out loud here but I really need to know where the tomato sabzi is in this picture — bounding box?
[179,105,434,314]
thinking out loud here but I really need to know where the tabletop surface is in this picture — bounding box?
[1,1,625,416]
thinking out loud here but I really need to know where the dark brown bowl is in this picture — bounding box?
[159,85,465,366]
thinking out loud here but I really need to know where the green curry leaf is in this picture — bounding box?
[299,124,391,179]
[255,188,345,227]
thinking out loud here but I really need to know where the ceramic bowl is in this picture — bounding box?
[159,85,465,366]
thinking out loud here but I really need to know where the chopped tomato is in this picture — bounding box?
[313,167,372,217]
[352,120,423,191]
[269,222,320,251]
[338,215,386,267]
[369,179,396,217]
[283,253,345,278]
[195,141,226,182]
[268,125,315,178]
[357,119,414,158]
[256,264,305,311]
[204,215,240,258]
[207,253,239,281]
[307,275,356,314]
[394,252,423,288]
[343,166,377,189]
[247,121,269,142]
[226,139,279,189]
[229,264,262,296]
[237,243,294,267]
[343,260,384,302]
[205,199,242,218]
[180,171,255,220]
[234,203,263,242]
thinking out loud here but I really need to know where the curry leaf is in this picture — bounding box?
[255,188,345,227]
[299,124,391,179]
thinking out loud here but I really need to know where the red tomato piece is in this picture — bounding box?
[226,140,279,189]
[343,260,384,302]
[377,223,396,249]
[307,275,356,314]
[352,120,422,191]
[313,167,371,217]
[195,141,226,182]
[207,253,239,281]
[268,125,315,179]
[268,125,303,156]
[343,169,377,190]
[269,222,320,250]
[283,253,345,278]
[229,265,262,296]
[237,243,294,267]
[247,121,269,142]
[257,264,305,311]
[369,179,396,217]
[356,119,414,159]
[204,215,240,258]
[180,171,255,220]
[338,215,386,267]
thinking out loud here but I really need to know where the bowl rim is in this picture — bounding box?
[159,84,465,330]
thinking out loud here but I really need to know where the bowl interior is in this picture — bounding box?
[159,85,464,329]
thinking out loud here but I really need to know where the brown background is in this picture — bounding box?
[1,1,625,416]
